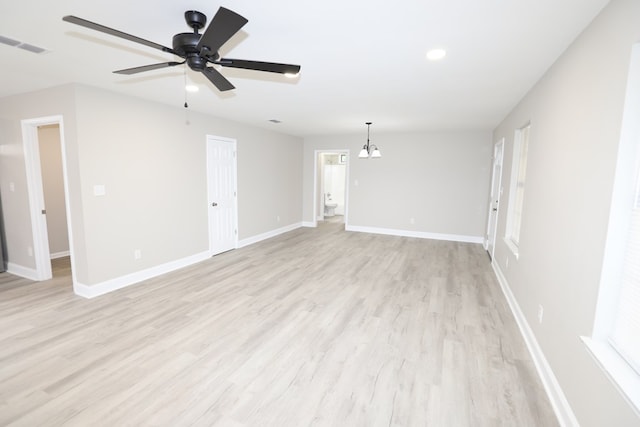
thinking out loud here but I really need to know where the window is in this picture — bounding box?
[583,43,640,413]
[610,169,640,374]
[505,124,530,254]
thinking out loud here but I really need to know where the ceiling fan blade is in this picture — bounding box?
[113,61,184,75]
[62,15,179,56]
[202,67,235,92]
[195,7,248,57]
[217,58,301,75]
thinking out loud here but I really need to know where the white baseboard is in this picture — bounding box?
[6,262,40,281]
[74,223,305,299]
[50,251,70,259]
[302,221,316,228]
[345,225,484,244]
[237,222,303,248]
[491,262,579,427]
[73,251,210,299]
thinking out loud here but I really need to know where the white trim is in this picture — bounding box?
[302,221,316,228]
[237,222,302,248]
[21,118,52,280]
[492,261,578,427]
[581,337,640,416]
[73,251,210,299]
[345,225,484,244]
[74,222,304,298]
[7,262,40,281]
[50,251,70,259]
[503,236,520,259]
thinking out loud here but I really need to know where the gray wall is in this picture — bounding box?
[304,131,492,239]
[38,124,69,257]
[0,85,78,272]
[492,0,640,424]
[0,84,303,288]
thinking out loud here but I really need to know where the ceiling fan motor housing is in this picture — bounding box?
[184,10,207,31]
[172,32,219,71]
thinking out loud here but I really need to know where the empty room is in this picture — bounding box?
[0,0,639,425]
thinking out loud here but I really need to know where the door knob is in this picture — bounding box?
[492,208,497,211]
[211,202,218,207]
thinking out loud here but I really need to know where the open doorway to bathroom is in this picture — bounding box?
[314,150,349,226]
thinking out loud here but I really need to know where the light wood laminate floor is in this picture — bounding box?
[0,221,558,426]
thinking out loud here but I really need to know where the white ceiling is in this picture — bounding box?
[0,0,609,137]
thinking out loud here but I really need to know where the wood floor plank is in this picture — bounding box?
[0,219,558,426]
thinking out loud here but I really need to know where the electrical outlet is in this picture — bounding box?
[537,305,544,324]
[27,246,33,257]
[277,215,281,222]
[134,249,142,260]
[410,217,415,224]
[506,257,509,269]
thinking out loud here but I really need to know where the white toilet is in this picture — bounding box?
[324,193,338,217]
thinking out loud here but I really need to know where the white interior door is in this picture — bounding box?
[486,139,504,260]
[206,136,238,256]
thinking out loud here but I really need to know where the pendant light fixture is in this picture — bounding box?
[358,122,381,158]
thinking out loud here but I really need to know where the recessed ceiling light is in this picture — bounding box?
[185,84,199,92]
[426,48,447,61]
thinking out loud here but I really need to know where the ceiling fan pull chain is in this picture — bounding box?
[183,66,189,108]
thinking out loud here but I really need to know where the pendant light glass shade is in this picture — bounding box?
[359,122,381,159]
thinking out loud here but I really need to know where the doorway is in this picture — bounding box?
[485,138,504,260]
[314,150,349,227]
[21,115,74,281]
[206,135,238,256]
[38,125,70,261]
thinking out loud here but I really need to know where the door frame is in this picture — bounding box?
[312,149,350,227]
[206,134,238,256]
[485,138,505,260]
[22,115,75,281]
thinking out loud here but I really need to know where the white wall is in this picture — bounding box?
[492,0,640,425]
[0,84,303,291]
[304,131,492,240]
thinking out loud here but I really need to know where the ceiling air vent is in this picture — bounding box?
[0,34,49,54]
[0,35,20,47]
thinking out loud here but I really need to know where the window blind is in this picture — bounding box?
[610,169,640,374]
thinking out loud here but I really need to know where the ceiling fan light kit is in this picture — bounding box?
[62,7,301,92]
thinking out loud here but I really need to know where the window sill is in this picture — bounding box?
[503,237,520,259]
[582,336,640,415]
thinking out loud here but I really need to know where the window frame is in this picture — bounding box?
[582,43,640,415]
[504,123,531,256]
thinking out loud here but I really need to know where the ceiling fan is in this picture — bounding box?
[62,7,301,92]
